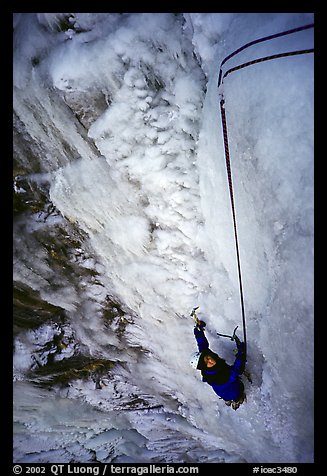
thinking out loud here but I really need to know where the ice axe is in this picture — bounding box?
[217,325,239,341]
[190,306,200,325]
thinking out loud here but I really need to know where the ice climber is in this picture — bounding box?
[190,316,247,410]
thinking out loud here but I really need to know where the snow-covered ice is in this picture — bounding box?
[13,13,314,463]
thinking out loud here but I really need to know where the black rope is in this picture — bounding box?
[217,23,314,362]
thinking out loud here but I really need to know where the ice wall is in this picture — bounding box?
[13,13,314,463]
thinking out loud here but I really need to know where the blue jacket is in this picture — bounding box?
[194,326,245,401]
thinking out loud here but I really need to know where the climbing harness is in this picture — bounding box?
[217,23,314,362]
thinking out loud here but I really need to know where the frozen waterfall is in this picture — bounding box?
[13,13,314,464]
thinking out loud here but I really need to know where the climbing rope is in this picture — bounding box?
[217,23,314,361]
[217,22,314,88]
[221,48,314,85]
[220,98,247,358]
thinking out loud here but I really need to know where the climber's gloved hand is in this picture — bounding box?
[195,319,206,330]
[234,334,244,352]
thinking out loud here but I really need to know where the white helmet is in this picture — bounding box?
[189,351,201,369]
